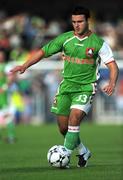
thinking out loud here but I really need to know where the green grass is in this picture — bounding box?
[0,123,123,180]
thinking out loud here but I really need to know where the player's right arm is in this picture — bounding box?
[10,32,67,74]
[10,49,45,74]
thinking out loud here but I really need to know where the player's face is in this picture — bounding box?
[72,15,88,35]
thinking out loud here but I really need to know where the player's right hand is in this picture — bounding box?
[102,83,115,96]
[10,65,26,74]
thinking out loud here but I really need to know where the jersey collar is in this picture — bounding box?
[74,30,92,41]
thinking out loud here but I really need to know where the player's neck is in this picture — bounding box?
[74,30,92,39]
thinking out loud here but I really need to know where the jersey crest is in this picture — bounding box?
[86,48,94,58]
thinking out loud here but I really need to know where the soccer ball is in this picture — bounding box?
[47,145,70,168]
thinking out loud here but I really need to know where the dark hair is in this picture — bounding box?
[72,6,90,20]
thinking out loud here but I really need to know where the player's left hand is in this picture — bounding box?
[102,83,115,96]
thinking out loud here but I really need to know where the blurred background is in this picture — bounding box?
[0,0,123,125]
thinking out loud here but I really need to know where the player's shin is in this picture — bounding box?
[6,118,15,142]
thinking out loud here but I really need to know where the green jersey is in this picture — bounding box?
[43,31,115,115]
[0,63,8,108]
[42,31,105,84]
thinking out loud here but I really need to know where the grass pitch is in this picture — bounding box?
[0,123,123,180]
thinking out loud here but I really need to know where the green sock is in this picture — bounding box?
[64,126,80,153]
[64,131,79,150]
[7,121,15,139]
[76,136,81,148]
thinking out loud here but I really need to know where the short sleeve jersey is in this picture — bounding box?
[0,63,8,108]
[42,31,114,84]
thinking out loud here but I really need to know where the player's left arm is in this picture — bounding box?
[103,61,119,96]
[99,41,119,96]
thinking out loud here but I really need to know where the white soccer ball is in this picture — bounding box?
[47,145,70,168]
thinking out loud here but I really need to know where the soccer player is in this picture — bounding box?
[0,51,16,144]
[10,6,119,167]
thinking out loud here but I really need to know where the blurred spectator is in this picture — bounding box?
[9,47,29,62]
[5,64,25,124]
[95,22,118,50]
[21,14,46,49]
[0,29,10,59]
[9,33,22,48]
[115,20,123,59]
[18,73,33,124]
[46,20,63,36]
[116,79,123,113]
[31,73,47,123]
[0,50,16,143]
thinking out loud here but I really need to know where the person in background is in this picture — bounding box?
[10,6,119,167]
[0,50,16,143]
[116,79,123,113]
[6,65,25,125]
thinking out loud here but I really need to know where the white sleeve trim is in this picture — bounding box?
[99,42,115,64]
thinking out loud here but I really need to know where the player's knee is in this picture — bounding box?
[69,109,86,125]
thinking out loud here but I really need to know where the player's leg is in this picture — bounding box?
[57,115,68,136]
[4,108,16,143]
[0,114,6,142]
[57,113,88,154]
[64,91,91,154]
[6,119,16,143]
[57,113,89,166]
[64,108,91,167]
[57,114,86,153]
[0,109,16,143]
[64,90,94,167]
[64,108,85,154]
[51,92,71,137]
[51,91,90,154]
